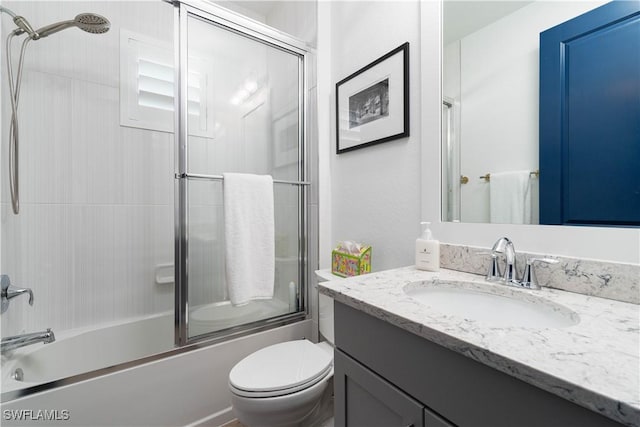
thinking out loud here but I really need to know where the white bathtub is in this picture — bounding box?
[2,299,291,392]
[1,312,174,392]
[1,301,310,427]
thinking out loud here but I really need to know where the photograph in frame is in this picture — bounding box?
[336,42,409,154]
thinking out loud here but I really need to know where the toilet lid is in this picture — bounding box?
[229,340,333,394]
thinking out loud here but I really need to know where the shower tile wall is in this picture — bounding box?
[1,0,319,338]
[1,1,175,337]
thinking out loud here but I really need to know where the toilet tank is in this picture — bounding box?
[315,270,341,345]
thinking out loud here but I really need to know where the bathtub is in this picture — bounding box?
[1,312,174,392]
[1,300,310,427]
[1,299,290,391]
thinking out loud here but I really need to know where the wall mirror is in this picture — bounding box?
[441,0,639,227]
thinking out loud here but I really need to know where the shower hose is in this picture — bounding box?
[5,29,31,215]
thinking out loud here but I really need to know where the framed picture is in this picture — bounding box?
[336,42,409,154]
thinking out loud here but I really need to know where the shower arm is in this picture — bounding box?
[35,21,77,38]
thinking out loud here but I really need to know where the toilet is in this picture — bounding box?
[228,270,338,427]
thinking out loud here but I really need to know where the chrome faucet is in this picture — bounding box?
[1,328,55,353]
[0,274,55,354]
[485,238,558,289]
[487,237,517,283]
[1,274,33,313]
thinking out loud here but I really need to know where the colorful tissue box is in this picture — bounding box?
[331,245,372,277]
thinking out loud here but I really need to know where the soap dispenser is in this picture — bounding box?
[415,222,440,272]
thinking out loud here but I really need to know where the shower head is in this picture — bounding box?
[73,13,110,34]
[35,13,110,39]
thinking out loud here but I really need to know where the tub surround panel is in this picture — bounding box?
[0,0,176,338]
[440,243,640,304]
[318,267,639,427]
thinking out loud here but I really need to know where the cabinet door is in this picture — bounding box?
[424,408,455,427]
[334,349,424,427]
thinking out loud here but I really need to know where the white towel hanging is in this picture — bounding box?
[489,170,532,224]
[223,172,275,306]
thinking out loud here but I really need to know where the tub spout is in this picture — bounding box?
[1,328,55,353]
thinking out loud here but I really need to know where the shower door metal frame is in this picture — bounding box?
[441,97,460,222]
[172,0,312,346]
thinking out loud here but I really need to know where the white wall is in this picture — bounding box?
[266,0,317,48]
[318,0,638,267]
[421,1,640,264]
[323,0,422,272]
[215,1,318,47]
[317,1,332,271]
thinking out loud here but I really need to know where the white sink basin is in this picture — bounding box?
[403,281,579,328]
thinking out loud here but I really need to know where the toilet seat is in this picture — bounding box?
[229,340,333,398]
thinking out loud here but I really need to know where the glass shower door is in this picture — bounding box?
[176,5,308,343]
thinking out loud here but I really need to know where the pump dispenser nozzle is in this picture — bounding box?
[420,222,433,239]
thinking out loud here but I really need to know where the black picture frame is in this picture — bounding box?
[336,42,409,154]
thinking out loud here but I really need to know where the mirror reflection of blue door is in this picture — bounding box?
[539,1,640,226]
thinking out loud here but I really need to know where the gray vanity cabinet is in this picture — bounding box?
[333,301,623,427]
[335,349,452,427]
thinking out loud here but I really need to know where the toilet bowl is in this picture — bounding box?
[228,270,338,427]
[229,340,333,427]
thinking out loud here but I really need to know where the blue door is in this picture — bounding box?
[539,1,640,226]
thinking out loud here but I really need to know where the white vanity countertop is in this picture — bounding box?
[318,267,640,427]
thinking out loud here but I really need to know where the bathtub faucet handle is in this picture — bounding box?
[1,274,34,314]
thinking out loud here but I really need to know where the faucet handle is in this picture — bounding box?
[478,252,502,281]
[1,275,34,314]
[520,258,559,289]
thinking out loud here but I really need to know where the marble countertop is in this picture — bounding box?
[318,267,640,427]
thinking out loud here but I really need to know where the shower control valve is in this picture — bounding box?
[1,274,34,314]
